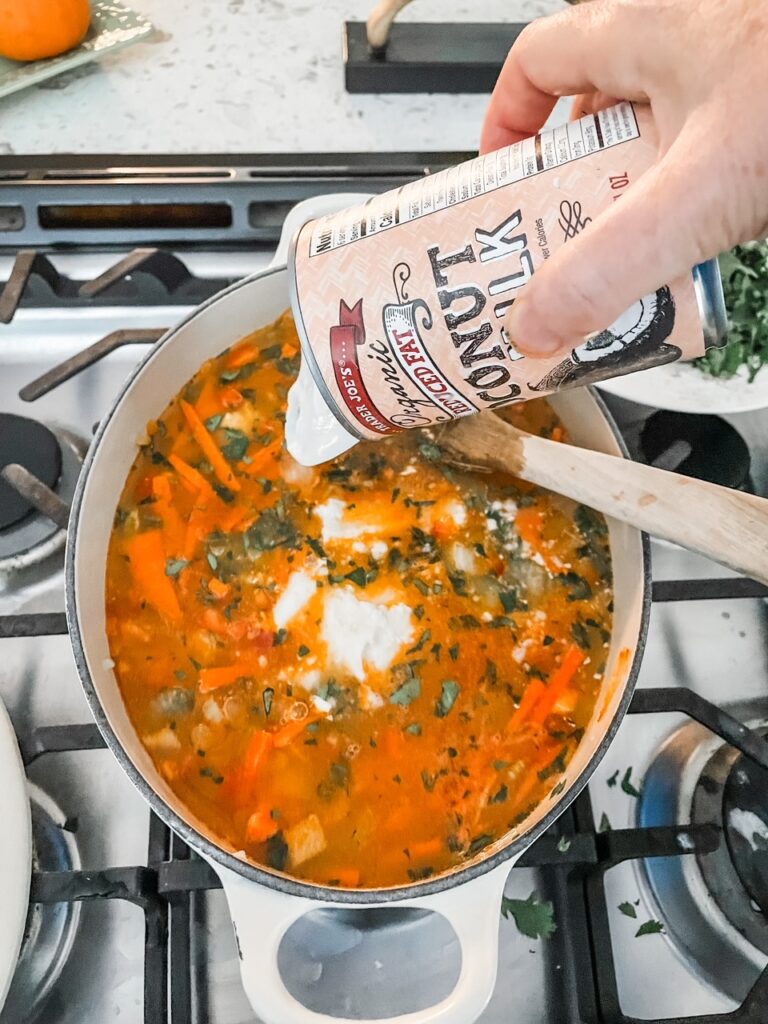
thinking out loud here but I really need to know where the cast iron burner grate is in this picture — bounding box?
[2,574,768,1024]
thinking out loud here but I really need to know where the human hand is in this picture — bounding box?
[480,0,768,357]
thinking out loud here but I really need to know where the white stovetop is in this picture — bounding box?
[0,0,563,156]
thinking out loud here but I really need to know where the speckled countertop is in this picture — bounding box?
[0,0,563,155]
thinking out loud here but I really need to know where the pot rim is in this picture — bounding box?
[65,264,652,905]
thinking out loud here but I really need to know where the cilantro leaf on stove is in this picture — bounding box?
[618,902,638,919]
[621,766,642,798]
[635,919,664,937]
[501,893,557,940]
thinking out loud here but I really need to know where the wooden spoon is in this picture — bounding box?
[437,412,768,586]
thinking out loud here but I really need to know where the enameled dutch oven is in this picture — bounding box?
[65,196,650,1024]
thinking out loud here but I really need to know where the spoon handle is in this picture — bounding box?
[441,414,768,586]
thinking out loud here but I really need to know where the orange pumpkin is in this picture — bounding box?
[0,0,91,62]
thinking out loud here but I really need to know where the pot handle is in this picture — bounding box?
[214,859,511,1024]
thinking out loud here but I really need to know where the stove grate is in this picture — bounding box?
[2,572,767,1023]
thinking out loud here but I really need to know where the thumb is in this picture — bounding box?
[506,135,716,358]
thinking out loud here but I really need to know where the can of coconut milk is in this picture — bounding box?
[287,102,727,447]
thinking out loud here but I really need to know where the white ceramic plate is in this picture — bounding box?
[0,695,31,1012]
[597,359,768,414]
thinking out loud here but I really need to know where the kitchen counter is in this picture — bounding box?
[0,0,563,155]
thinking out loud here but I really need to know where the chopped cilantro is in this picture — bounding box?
[449,643,460,661]
[407,629,431,654]
[467,833,494,856]
[448,571,468,596]
[598,812,612,833]
[435,680,460,718]
[607,770,619,788]
[418,440,442,462]
[420,769,437,792]
[266,831,288,870]
[559,572,593,601]
[405,722,422,736]
[247,508,299,551]
[571,620,591,650]
[618,902,638,919]
[574,504,607,540]
[345,566,367,588]
[165,558,189,577]
[207,552,218,571]
[390,677,421,707]
[205,414,223,431]
[499,590,518,613]
[298,644,310,658]
[262,687,274,717]
[490,784,508,804]
[557,835,572,853]
[449,614,482,630]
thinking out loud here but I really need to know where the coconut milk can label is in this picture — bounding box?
[290,102,705,443]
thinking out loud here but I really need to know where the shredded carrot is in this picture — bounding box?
[409,837,443,860]
[192,375,222,420]
[243,730,273,778]
[220,386,244,409]
[514,505,560,573]
[168,454,215,498]
[198,664,247,693]
[180,399,240,492]
[207,577,230,600]
[510,745,560,812]
[226,341,258,369]
[507,679,547,731]
[125,530,182,624]
[273,714,319,749]
[245,805,279,843]
[240,438,282,477]
[526,646,586,726]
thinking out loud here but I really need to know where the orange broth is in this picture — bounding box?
[105,310,613,888]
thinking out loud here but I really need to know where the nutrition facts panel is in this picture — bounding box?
[308,102,640,257]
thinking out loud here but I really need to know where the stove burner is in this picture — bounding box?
[724,752,768,914]
[637,709,768,1002]
[640,411,752,491]
[1,783,81,1024]
[0,416,62,531]
[0,428,85,585]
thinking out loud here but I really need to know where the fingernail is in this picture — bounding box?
[506,300,564,358]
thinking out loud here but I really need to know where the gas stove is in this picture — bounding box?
[1,156,768,1024]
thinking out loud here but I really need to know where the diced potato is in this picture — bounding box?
[286,814,327,867]
[143,727,181,753]
[447,542,477,575]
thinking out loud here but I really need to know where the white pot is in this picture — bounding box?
[65,199,650,1024]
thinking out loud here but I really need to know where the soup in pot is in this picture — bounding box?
[105,311,613,888]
